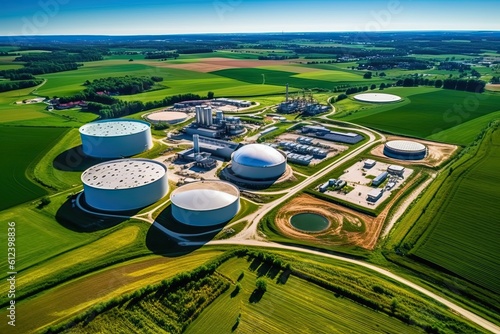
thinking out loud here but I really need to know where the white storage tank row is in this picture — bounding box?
[79,119,153,158]
[81,161,240,225]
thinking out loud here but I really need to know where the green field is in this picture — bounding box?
[339,89,500,143]
[0,126,68,210]
[50,251,485,334]
[0,249,224,333]
[413,126,500,294]
[211,67,373,90]
[188,257,422,334]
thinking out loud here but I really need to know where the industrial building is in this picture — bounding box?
[372,171,388,186]
[176,135,218,169]
[212,98,251,108]
[319,178,345,192]
[81,159,168,212]
[79,119,153,158]
[384,140,427,160]
[287,152,313,165]
[183,105,244,138]
[387,165,405,176]
[301,125,363,144]
[279,141,327,158]
[277,84,331,115]
[364,159,376,168]
[367,189,383,202]
[177,135,240,164]
[170,181,240,226]
[231,143,287,180]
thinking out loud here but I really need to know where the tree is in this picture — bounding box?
[370,84,376,90]
[336,93,348,102]
[403,78,414,87]
[256,278,267,292]
[207,91,215,99]
[379,83,386,90]
[363,71,372,79]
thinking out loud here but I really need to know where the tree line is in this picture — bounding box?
[0,79,43,93]
[0,50,103,80]
[82,76,164,95]
[144,52,179,59]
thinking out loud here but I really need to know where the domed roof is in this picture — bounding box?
[170,181,239,211]
[232,144,285,167]
[385,140,426,153]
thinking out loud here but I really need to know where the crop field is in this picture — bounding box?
[340,89,500,143]
[413,127,500,294]
[293,69,365,81]
[211,68,375,90]
[0,126,68,210]
[1,249,224,333]
[188,257,422,334]
[44,251,483,334]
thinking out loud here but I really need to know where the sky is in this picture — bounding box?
[0,0,499,36]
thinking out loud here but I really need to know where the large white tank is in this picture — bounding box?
[231,144,287,180]
[79,119,153,158]
[384,140,427,160]
[81,158,168,211]
[171,181,240,226]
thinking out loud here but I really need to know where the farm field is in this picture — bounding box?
[339,89,500,143]
[0,249,224,333]
[211,67,377,90]
[188,257,423,334]
[413,126,500,294]
[47,251,484,334]
[0,126,68,210]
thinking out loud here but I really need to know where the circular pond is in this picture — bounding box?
[290,213,329,233]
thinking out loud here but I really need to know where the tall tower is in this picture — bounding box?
[193,134,200,154]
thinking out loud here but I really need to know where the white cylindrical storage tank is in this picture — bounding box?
[79,119,153,158]
[384,140,427,160]
[81,158,168,211]
[231,144,287,180]
[171,181,240,226]
[195,106,202,123]
[205,107,213,126]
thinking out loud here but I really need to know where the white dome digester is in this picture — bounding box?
[231,144,287,180]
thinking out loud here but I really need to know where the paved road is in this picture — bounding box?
[233,124,381,240]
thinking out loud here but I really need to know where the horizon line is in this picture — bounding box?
[1,29,499,38]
